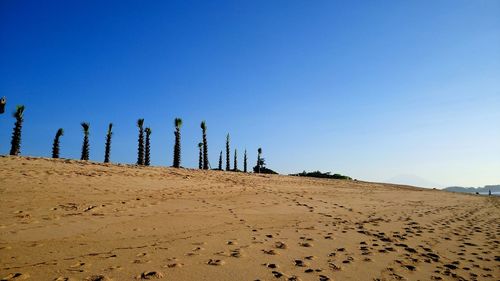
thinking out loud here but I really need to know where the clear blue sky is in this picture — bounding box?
[1,0,499,188]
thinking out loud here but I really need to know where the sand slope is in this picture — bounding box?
[0,156,498,281]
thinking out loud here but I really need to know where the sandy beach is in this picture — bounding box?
[0,156,498,281]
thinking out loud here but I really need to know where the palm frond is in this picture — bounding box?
[13,105,25,119]
[175,118,182,128]
[81,122,90,132]
[137,118,144,128]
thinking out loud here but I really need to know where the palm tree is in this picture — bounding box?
[244,149,247,173]
[218,151,223,170]
[9,105,25,156]
[233,148,238,171]
[201,121,208,169]
[145,127,152,166]
[80,122,90,160]
[137,118,144,165]
[0,96,6,114]
[225,134,230,171]
[173,118,182,168]
[198,142,203,169]
[256,147,262,173]
[104,123,113,163]
[52,128,64,158]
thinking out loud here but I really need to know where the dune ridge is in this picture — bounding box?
[0,156,498,281]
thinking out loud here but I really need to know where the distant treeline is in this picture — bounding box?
[289,171,352,180]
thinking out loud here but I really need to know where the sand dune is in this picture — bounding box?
[0,156,498,281]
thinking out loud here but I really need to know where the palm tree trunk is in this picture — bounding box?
[225,134,230,171]
[198,143,203,169]
[202,124,208,170]
[173,129,181,167]
[52,136,60,158]
[104,123,113,163]
[9,120,22,156]
[145,128,151,166]
[173,118,182,168]
[218,151,222,170]
[9,106,24,156]
[52,129,63,159]
[233,149,237,171]
[81,133,89,160]
[256,148,262,173]
[244,150,247,173]
[137,120,144,165]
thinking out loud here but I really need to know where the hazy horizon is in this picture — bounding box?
[1,1,499,188]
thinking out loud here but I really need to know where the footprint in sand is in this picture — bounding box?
[328,261,341,271]
[230,249,242,257]
[293,259,307,267]
[402,264,416,271]
[133,258,152,264]
[263,263,278,269]
[342,256,354,264]
[207,259,224,266]
[69,262,86,268]
[84,275,112,281]
[136,271,164,279]
[271,271,284,278]
[304,269,314,273]
[165,262,184,268]
[319,275,331,281]
[299,242,312,247]
[262,249,278,255]
[1,273,30,281]
[274,242,287,249]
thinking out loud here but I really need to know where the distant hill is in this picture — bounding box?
[443,185,500,194]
